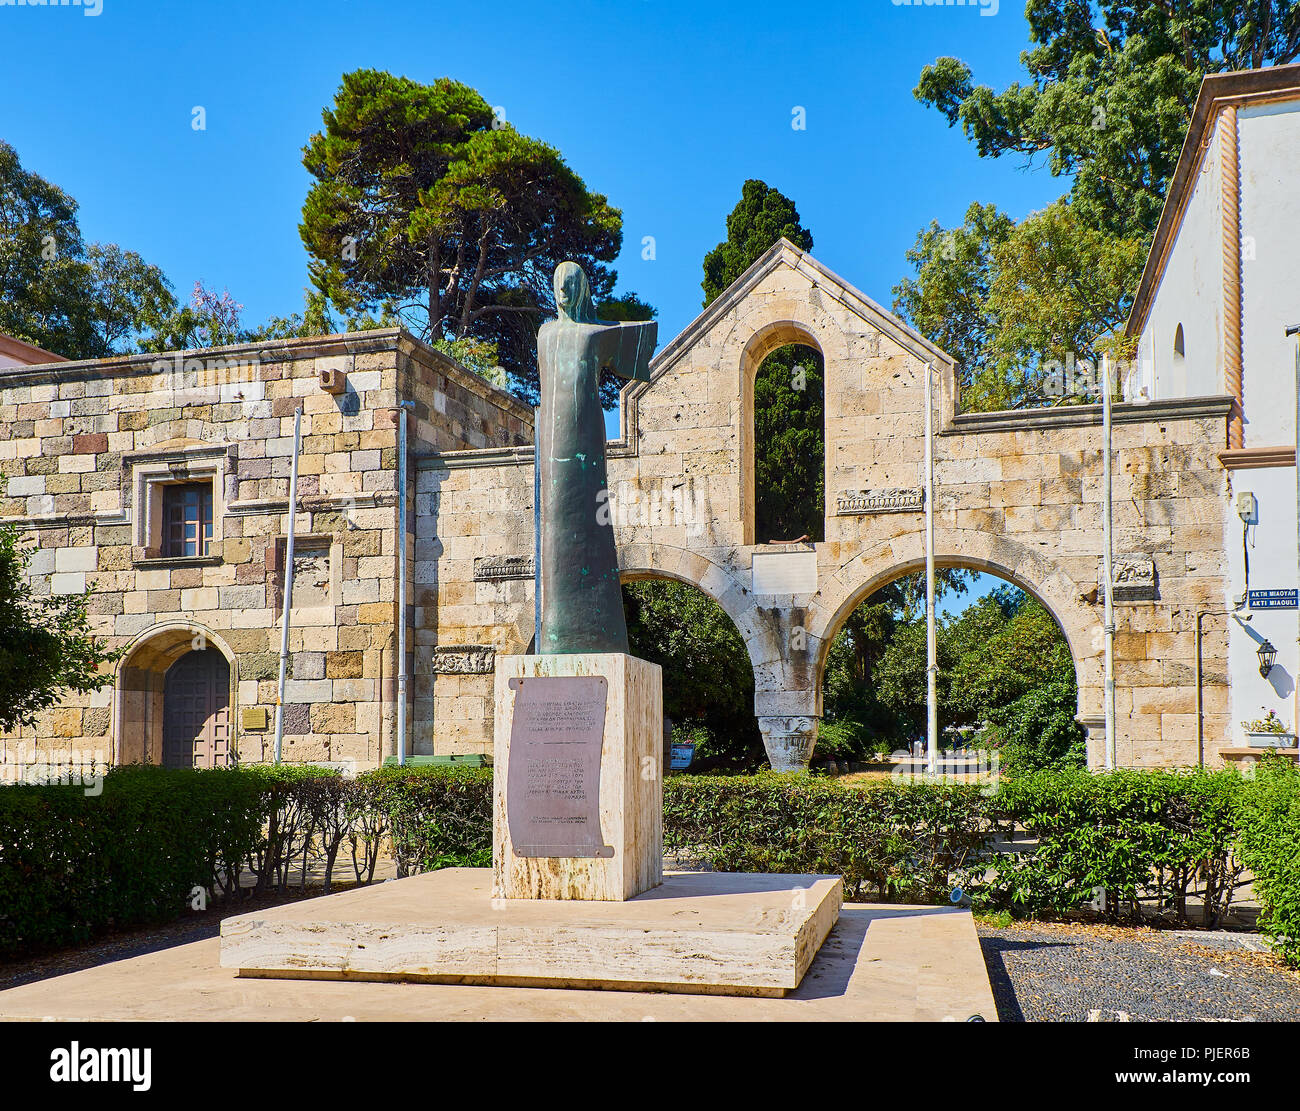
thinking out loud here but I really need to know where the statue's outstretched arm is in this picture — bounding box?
[596,320,657,383]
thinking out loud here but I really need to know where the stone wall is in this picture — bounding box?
[419,241,1233,769]
[0,241,1237,772]
[0,329,529,771]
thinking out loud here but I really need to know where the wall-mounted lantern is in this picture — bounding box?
[1257,639,1277,678]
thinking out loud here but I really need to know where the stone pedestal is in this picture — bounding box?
[493,653,662,901]
[219,869,843,997]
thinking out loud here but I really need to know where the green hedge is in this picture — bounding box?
[0,765,264,959]
[5,759,1300,966]
[663,773,987,902]
[982,767,1245,924]
[1234,757,1300,964]
[360,764,492,875]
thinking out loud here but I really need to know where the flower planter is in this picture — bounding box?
[1245,731,1298,749]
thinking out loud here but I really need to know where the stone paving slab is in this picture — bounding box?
[0,901,996,1022]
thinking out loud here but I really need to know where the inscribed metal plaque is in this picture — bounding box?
[506,676,613,858]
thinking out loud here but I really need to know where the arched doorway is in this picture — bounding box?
[162,650,231,769]
[114,624,238,767]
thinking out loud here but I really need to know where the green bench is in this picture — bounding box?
[381,754,490,768]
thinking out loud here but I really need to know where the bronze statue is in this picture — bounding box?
[536,262,657,654]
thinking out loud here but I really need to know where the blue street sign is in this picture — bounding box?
[669,742,695,771]
[1249,589,1298,610]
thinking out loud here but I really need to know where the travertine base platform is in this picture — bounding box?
[493,653,662,901]
[219,869,842,996]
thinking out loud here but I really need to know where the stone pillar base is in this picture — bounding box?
[493,653,662,901]
[758,715,819,772]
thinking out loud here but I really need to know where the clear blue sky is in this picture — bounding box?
[2,0,1055,612]
[1,0,1062,348]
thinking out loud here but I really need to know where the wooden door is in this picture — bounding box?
[162,651,231,769]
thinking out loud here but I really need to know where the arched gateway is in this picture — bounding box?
[418,239,1233,771]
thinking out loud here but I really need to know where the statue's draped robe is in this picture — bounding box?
[537,316,657,654]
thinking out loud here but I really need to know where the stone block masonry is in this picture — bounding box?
[0,241,1238,772]
[0,330,531,771]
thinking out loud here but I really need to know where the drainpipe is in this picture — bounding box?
[396,401,414,765]
[924,360,938,776]
[1102,354,1116,770]
[1288,323,1300,740]
[273,403,303,764]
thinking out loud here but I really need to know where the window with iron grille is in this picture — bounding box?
[162,482,214,557]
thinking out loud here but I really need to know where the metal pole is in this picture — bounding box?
[1289,323,1300,743]
[1195,611,1206,769]
[1102,354,1117,770]
[396,401,413,766]
[924,361,938,776]
[273,404,303,765]
[533,405,542,654]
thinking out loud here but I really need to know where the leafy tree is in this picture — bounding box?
[0,521,117,731]
[898,1,1300,411]
[894,201,1145,410]
[0,141,174,359]
[701,178,813,307]
[821,570,971,753]
[140,281,245,352]
[623,579,764,770]
[946,590,1075,723]
[893,202,1014,407]
[988,677,1086,773]
[300,69,633,404]
[982,201,1146,390]
[702,180,824,540]
[914,1,1300,242]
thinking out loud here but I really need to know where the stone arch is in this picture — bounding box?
[808,528,1101,726]
[618,542,750,620]
[112,621,239,766]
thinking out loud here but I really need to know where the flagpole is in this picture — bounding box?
[273,404,303,765]
[1102,355,1116,770]
[925,360,938,776]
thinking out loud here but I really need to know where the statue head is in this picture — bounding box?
[553,261,596,323]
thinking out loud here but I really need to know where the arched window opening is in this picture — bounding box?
[754,342,824,543]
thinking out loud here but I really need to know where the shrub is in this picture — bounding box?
[663,773,988,902]
[1234,756,1300,965]
[360,765,493,875]
[982,766,1244,924]
[0,765,264,958]
[988,677,1086,773]
[233,763,342,893]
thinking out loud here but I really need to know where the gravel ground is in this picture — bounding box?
[979,920,1300,1022]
